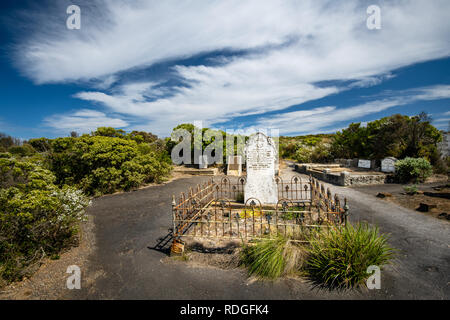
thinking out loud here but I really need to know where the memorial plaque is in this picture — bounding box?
[358,159,371,169]
[381,157,397,173]
[227,155,242,176]
[198,155,208,169]
[244,132,278,204]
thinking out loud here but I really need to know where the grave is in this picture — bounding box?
[381,157,397,173]
[358,159,371,169]
[227,155,242,176]
[244,132,278,204]
[198,155,208,169]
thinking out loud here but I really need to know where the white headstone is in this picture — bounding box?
[227,155,242,176]
[358,159,371,169]
[381,157,397,173]
[198,155,208,169]
[244,132,278,204]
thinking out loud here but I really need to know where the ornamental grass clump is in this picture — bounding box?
[305,223,394,289]
[240,235,307,279]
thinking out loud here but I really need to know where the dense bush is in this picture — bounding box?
[49,133,172,196]
[293,142,333,164]
[8,144,36,157]
[0,132,21,150]
[294,145,314,163]
[0,157,90,283]
[395,157,433,183]
[0,128,172,285]
[28,138,51,153]
[279,134,332,161]
[306,223,394,289]
[332,113,442,163]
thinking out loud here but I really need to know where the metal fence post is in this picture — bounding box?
[343,198,349,225]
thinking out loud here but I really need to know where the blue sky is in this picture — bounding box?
[0,0,449,140]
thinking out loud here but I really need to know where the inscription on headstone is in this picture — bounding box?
[358,159,371,169]
[244,132,278,204]
[381,157,397,173]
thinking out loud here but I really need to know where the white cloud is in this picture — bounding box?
[433,118,450,123]
[13,0,450,135]
[43,109,128,134]
[255,85,450,134]
[16,0,450,84]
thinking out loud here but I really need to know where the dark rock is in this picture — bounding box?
[424,191,450,199]
[376,192,392,198]
[417,203,437,212]
[437,212,447,219]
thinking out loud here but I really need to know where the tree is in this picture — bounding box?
[92,127,126,138]
[331,113,442,164]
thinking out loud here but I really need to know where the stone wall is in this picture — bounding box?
[295,164,392,186]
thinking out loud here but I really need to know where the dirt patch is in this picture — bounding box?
[164,238,243,270]
[181,250,242,270]
[0,215,96,300]
[387,185,450,220]
[356,182,450,221]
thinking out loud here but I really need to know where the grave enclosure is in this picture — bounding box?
[170,132,349,255]
[295,156,398,186]
[170,175,349,254]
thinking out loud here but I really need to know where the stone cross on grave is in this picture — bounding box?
[244,132,278,204]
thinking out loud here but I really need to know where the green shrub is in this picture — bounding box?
[0,157,55,191]
[28,138,51,153]
[306,223,394,289]
[279,206,305,221]
[0,158,90,283]
[310,142,333,163]
[241,235,307,279]
[403,184,418,195]
[8,144,36,157]
[49,135,172,196]
[295,145,313,163]
[395,157,433,183]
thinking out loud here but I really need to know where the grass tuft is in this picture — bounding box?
[240,235,307,279]
[305,223,394,289]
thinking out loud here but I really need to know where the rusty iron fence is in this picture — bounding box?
[170,175,349,252]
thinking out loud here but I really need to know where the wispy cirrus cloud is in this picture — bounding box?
[43,109,128,133]
[255,85,450,134]
[11,0,450,135]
